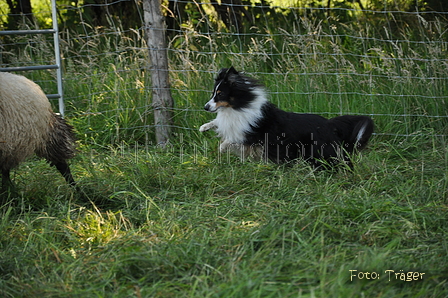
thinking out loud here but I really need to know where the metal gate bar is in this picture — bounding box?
[0,0,65,116]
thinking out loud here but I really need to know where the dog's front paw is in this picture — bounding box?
[219,140,232,153]
[199,122,216,132]
[219,141,230,153]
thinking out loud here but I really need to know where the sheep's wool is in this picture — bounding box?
[0,72,53,171]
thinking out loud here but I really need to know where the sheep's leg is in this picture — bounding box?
[0,169,15,203]
[1,169,12,190]
[53,161,76,187]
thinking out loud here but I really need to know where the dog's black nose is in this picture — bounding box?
[204,103,210,111]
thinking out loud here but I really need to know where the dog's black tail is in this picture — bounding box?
[330,115,374,153]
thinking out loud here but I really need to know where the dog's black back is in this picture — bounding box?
[245,102,374,165]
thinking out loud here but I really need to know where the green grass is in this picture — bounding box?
[55,19,448,147]
[0,137,447,297]
[1,9,448,297]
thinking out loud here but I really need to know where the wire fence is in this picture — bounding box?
[1,0,447,145]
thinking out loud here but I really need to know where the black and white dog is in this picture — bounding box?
[199,67,374,167]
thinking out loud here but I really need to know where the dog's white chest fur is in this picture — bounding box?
[199,86,268,154]
[215,88,267,143]
[213,109,257,143]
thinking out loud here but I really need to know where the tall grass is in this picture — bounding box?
[2,8,447,147]
[55,13,448,147]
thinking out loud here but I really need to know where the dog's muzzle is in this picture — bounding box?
[204,99,218,113]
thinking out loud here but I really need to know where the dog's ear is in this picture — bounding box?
[217,68,228,77]
[225,66,239,85]
[216,67,235,81]
[227,66,238,75]
[217,67,239,84]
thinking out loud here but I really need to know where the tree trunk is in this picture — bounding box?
[143,0,173,146]
[6,0,33,29]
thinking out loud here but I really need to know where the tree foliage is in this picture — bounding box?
[2,0,448,32]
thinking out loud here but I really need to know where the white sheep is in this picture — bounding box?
[0,72,76,194]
